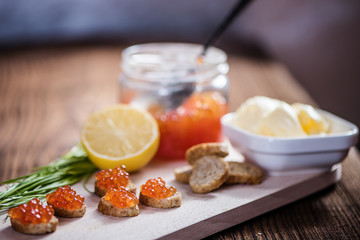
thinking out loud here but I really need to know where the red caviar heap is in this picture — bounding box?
[46,185,84,210]
[8,198,54,224]
[140,177,177,200]
[95,165,129,190]
[104,187,139,208]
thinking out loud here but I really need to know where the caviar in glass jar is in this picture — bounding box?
[140,177,177,199]
[95,165,129,190]
[8,198,54,224]
[104,187,139,208]
[46,185,84,210]
[151,91,228,158]
[120,43,229,159]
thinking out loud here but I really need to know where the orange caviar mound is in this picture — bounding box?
[140,177,177,200]
[46,185,84,210]
[104,187,139,209]
[8,198,54,224]
[95,165,129,190]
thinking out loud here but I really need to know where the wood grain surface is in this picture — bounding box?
[0,45,359,239]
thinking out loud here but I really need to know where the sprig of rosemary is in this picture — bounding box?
[0,145,98,215]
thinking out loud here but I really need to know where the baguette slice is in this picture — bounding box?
[94,180,137,197]
[98,197,139,217]
[139,191,182,208]
[186,143,229,165]
[225,161,263,184]
[50,204,86,218]
[174,165,193,184]
[189,155,229,193]
[10,215,58,235]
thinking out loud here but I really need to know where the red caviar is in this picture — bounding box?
[46,185,84,210]
[150,91,228,159]
[8,198,54,224]
[140,177,176,200]
[104,187,139,208]
[95,165,129,190]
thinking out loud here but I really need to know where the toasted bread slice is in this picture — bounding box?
[50,203,86,218]
[225,161,263,184]
[189,155,229,193]
[98,197,139,217]
[174,165,193,184]
[139,191,182,208]
[186,143,229,165]
[10,215,58,235]
[94,180,137,197]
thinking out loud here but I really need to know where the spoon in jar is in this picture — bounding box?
[199,0,253,59]
[131,0,253,111]
[166,0,254,110]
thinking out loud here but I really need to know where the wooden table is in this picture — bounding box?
[0,45,359,239]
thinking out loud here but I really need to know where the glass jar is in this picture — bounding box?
[119,43,229,159]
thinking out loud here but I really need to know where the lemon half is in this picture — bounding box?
[81,104,159,172]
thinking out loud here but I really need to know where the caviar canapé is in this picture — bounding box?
[104,187,139,208]
[8,198,54,224]
[46,185,84,210]
[95,165,129,190]
[140,177,177,200]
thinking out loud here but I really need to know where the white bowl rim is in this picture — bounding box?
[222,110,358,140]
[221,109,359,154]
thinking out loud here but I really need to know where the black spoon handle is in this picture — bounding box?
[201,0,253,56]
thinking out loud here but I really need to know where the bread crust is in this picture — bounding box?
[10,215,58,235]
[97,197,140,217]
[49,203,86,218]
[186,143,229,165]
[225,161,262,184]
[174,165,193,184]
[189,155,229,193]
[139,191,182,208]
[94,180,137,197]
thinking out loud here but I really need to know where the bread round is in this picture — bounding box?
[98,197,139,217]
[139,191,182,208]
[50,203,86,218]
[186,143,229,165]
[10,215,58,235]
[94,180,137,197]
[189,155,229,193]
[174,165,193,184]
[225,161,263,184]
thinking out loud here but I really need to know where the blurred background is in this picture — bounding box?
[1,0,359,147]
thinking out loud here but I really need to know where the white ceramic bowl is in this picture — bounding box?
[221,109,359,176]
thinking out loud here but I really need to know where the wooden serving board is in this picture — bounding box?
[0,150,341,240]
